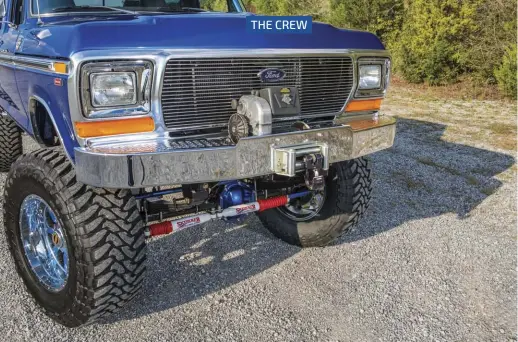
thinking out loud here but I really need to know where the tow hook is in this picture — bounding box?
[303,153,327,191]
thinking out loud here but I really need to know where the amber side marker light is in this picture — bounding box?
[345,99,382,112]
[52,62,68,74]
[75,117,155,138]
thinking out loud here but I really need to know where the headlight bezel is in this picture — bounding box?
[355,58,391,99]
[80,60,153,119]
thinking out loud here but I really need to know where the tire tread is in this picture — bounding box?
[3,148,146,327]
[0,115,22,172]
[257,157,373,247]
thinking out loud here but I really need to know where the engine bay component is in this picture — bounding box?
[258,87,300,116]
[236,95,272,137]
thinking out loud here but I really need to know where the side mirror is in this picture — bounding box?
[0,0,5,18]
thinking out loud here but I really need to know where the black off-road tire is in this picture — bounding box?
[0,115,22,172]
[257,158,373,247]
[3,148,146,327]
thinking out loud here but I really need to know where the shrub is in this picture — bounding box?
[465,0,517,85]
[391,0,480,85]
[494,45,517,100]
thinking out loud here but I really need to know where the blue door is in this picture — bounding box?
[0,0,27,127]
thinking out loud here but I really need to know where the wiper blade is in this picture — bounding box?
[180,7,207,12]
[52,5,136,14]
[153,6,208,13]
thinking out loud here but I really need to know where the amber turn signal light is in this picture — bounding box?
[75,117,155,138]
[52,62,68,74]
[345,99,382,112]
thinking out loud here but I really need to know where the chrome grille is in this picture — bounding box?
[161,57,354,130]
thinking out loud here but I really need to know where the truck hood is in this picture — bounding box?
[20,13,385,58]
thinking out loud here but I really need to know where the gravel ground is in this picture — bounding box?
[0,86,516,341]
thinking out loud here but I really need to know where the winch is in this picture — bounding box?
[228,86,300,143]
[228,87,328,191]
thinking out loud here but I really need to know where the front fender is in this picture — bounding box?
[16,62,78,162]
[26,82,78,162]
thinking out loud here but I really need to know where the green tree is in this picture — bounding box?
[235,0,518,98]
[494,44,517,99]
[392,0,481,85]
[465,0,517,84]
[200,0,229,11]
[327,0,403,42]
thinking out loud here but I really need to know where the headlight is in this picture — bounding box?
[80,61,153,118]
[359,65,382,90]
[90,72,137,107]
[355,58,391,98]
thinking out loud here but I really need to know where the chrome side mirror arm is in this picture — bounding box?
[0,20,17,29]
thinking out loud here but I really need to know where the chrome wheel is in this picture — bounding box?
[19,195,69,292]
[278,188,326,222]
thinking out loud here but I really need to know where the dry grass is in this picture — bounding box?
[384,80,517,152]
[487,122,517,135]
[389,76,509,102]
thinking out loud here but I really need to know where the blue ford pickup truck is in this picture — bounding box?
[0,0,395,327]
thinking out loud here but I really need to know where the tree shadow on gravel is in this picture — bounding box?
[102,118,515,324]
[340,118,515,244]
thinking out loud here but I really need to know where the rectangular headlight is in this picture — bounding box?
[359,65,382,90]
[90,72,137,107]
[355,58,390,99]
[80,61,153,118]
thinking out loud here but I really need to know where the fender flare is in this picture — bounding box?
[27,91,76,162]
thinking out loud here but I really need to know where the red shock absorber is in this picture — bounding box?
[148,221,173,237]
[257,196,288,212]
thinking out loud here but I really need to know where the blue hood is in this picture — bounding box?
[20,13,385,58]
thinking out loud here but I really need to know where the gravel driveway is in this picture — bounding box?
[0,85,516,341]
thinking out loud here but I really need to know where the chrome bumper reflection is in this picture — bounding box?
[74,117,396,189]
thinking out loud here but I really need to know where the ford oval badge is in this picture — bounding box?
[258,68,286,82]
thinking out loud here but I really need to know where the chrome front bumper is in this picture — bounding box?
[74,116,396,189]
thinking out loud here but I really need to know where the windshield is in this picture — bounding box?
[32,0,242,15]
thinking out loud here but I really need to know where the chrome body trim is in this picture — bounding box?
[0,52,70,75]
[74,116,396,188]
[67,48,391,147]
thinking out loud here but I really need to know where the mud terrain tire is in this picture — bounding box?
[3,148,146,327]
[0,115,22,172]
[257,158,373,247]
